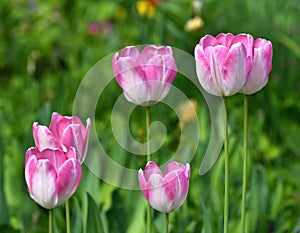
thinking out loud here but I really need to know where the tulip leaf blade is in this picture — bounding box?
[126,195,147,233]
[0,124,9,225]
[71,197,83,233]
[86,192,108,233]
[277,33,300,59]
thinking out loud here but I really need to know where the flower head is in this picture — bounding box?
[138,161,190,213]
[112,45,177,106]
[88,21,101,36]
[195,33,273,96]
[33,112,91,163]
[25,147,82,209]
[137,0,157,18]
[185,16,204,32]
[195,33,248,96]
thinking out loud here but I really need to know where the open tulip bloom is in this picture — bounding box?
[33,112,91,163]
[138,161,190,213]
[112,45,177,106]
[195,33,248,96]
[25,147,82,209]
[195,33,273,96]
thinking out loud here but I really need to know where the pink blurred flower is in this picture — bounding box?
[138,161,190,213]
[240,38,273,94]
[194,33,248,96]
[112,45,177,106]
[88,21,114,37]
[33,112,91,163]
[25,147,82,209]
[88,21,101,36]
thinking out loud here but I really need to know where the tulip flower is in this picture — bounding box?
[194,33,248,96]
[33,112,91,163]
[25,147,82,209]
[138,161,190,213]
[240,38,273,94]
[112,45,177,106]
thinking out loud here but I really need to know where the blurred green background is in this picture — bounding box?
[1,0,300,232]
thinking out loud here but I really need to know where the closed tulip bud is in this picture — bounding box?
[33,112,91,163]
[112,45,177,106]
[25,147,82,209]
[138,161,190,213]
[240,38,273,94]
[195,33,248,96]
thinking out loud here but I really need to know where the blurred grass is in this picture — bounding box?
[0,0,300,232]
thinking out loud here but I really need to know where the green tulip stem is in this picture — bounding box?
[49,209,53,233]
[146,106,152,233]
[224,97,229,233]
[241,95,248,233]
[66,199,71,233]
[165,213,169,233]
[146,106,151,162]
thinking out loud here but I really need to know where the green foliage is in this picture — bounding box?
[86,193,108,233]
[0,0,300,232]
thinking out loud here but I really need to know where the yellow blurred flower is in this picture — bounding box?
[179,99,199,128]
[137,0,157,18]
[185,15,204,32]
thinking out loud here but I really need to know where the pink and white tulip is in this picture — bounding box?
[138,161,190,213]
[33,112,91,163]
[112,45,177,106]
[195,33,248,96]
[240,38,273,94]
[25,147,82,209]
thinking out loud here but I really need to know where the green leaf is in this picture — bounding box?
[71,197,83,233]
[0,114,9,225]
[86,192,109,233]
[277,33,300,59]
[248,165,269,232]
[270,178,283,220]
[126,195,147,233]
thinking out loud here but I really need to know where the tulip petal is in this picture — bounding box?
[49,112,64,138]
[61,124,82,153]
[199,34,219,48]
[208,45,229,95]
[25,148,39,192]
[144,161,163,180]
[139,45,159,64]
[33,122,61,151]
[254,38,273,72]
[161,54,177,84]
[38,148,67,171]
[138,168,150,200]
[82,118,91,162]
[241,49,269,94]
[27,158,58,209]
[163,171,179,206]
[147,173,171,213]
[57,157,82,206]
[157,46,173,55]
[195,45,222,95]
[123,81,149,105]
[222,43,247,96]
[120,46,139,60]
[216,33,235,47]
